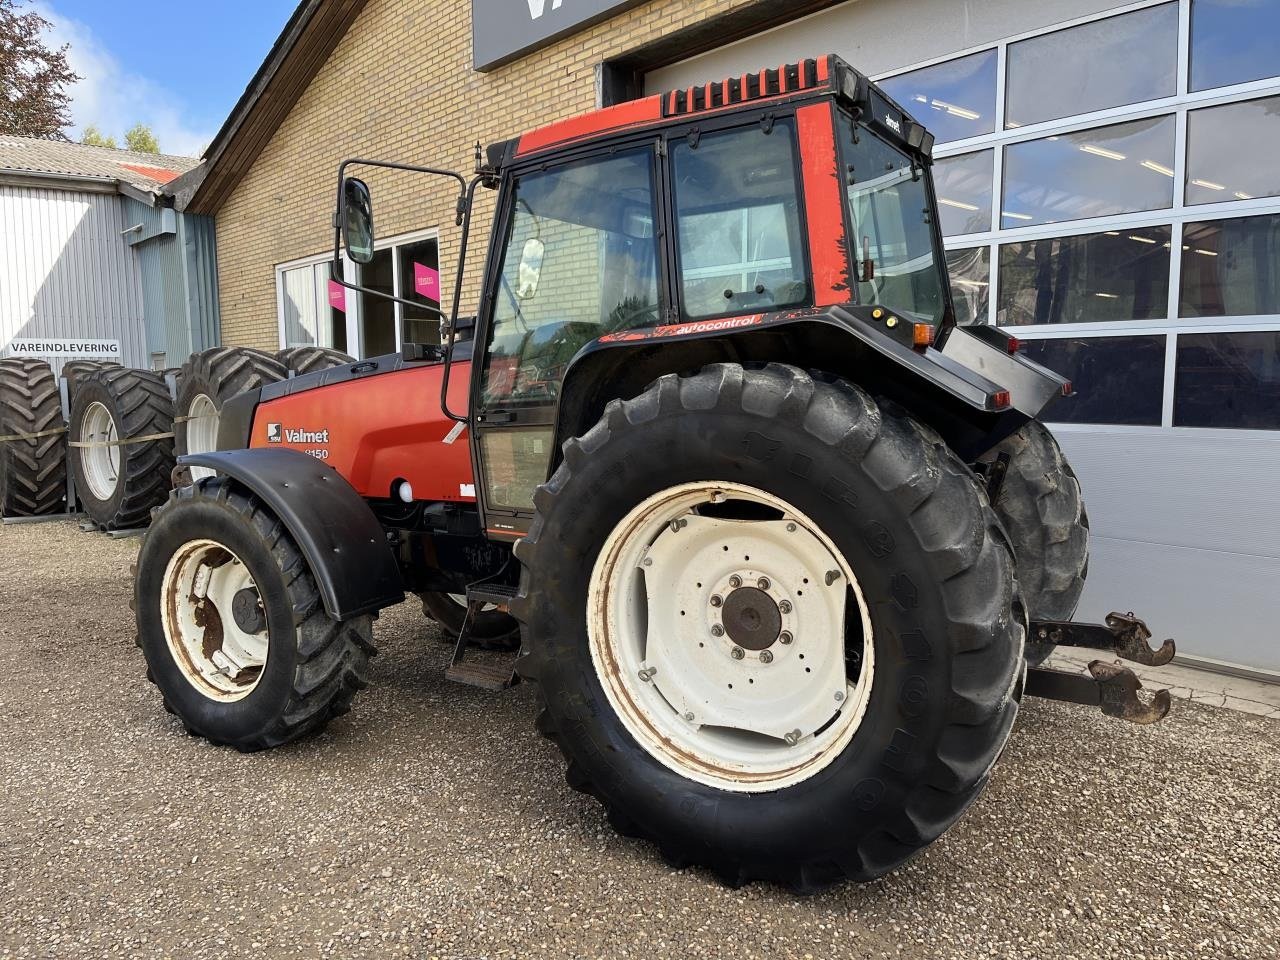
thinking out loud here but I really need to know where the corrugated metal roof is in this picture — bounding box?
[0,135,200,192]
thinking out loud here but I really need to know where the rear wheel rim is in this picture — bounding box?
[186,393,219,481]
[588,481,874,793]
[80,401,120,501]
[161,539,269,702]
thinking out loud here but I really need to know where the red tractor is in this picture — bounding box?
[134,56,1175,890]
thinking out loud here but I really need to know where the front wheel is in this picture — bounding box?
[513,363,1025,890]
[134,479,376,750]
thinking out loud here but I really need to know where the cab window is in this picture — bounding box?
[481,148,660,409]
[672,120,810,320]
[837,111,946,323]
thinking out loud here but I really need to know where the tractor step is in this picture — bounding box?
[444,582,521,691]
[445,659,519,691]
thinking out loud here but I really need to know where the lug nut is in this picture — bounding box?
[638,667,656,682]
[757,576,770,590]
[784,729,801,746]
[779,630,793,645]
[683,712,695,722]
[710,594,723,608]
[711,624,724,637]
[731,647,745,660]
[759,650,773,664]
[779,600,792,614]
[834,690,845,702]
[786,522,797,532]
[728,575,742,588]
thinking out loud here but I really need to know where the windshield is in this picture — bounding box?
[837,111,947,324]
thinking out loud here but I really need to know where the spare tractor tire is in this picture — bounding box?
[69,367,175,530]
[982,421,1089,667]
[276,347,354,376]
[0,357,66,517]
[513,363,1024,890]
[418,591,521,650]
[62,360,123,398]
[175,348,287,480]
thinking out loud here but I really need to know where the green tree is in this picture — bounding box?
[80,124,117,149]
[0,0,79,139]
[124,123,159,154]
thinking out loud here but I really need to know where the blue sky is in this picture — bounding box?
[35,0,299,156]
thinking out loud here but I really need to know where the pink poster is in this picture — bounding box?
[414,261,440,301]
[327,279,346,312]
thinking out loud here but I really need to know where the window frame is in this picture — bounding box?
[873,0,1280,431]
[274,250,357,355]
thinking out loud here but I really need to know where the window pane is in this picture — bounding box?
[1186,95,1280,205]
[484,149,659,409]
[674,121,808,319]
[945,247,990,325]
[360,248,397,358]
[934,150,993,236]
[998,226,1172,326]
[397,237,442,345]
[1020,335,1166,425]
[838,114,947,323]
[1002,116,1176,227]
[280,262,343,351]
[1005,4,1178,128]
[879,50,997,144]
[1175,331,1280,429]
[1191,0,1280,92]
[1180,214,1280,317]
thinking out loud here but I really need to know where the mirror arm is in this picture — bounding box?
[438,174,485,426]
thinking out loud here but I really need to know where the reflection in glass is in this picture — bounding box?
[1005,4,1178,128]
[879,50,997,144]
[998,226,1172,326]
[673,121,808,319]
[1191,0,1280,91]
[1002,116,1176,227]
[933,150,993,236]
[1186,95,1280,205]
[1175,331,1280,429]
[945,247,990,325]
[1020,335,1166,425]
[837,113,946,323]
[1180,214,1280,317]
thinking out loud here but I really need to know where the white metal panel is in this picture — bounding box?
[645,0,1131,92]
[0,185,148,372]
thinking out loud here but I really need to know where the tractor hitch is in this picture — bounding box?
[1028,611,1175,667]
[1025,661,1172,724]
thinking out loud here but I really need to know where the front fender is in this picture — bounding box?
[179,448,403,620]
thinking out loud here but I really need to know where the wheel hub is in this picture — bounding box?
[720,586,781,650]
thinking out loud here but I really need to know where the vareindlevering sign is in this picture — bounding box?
[472,0,646,70]
[2,338,122,358]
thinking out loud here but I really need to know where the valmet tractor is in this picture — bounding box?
[134,56,1177,890]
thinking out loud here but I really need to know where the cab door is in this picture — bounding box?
[470,142,665,540]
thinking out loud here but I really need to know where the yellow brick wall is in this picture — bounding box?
[216,0,769,350]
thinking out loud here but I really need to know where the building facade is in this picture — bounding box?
[193,0,1280,676]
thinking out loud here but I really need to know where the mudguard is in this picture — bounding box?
[179,448,404,620]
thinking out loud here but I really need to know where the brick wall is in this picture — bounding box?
[216,0,768,350]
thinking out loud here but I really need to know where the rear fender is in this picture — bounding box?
[178,448,403,620]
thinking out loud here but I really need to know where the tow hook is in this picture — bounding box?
[1024,611,1177,724]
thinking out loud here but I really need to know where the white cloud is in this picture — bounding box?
[35,3,213,157]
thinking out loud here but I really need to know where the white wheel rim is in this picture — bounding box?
[80,401,121,501]
[446,592,499,613]
[161,539,269,702]
[588,481,875,793]
[186,393,219,482]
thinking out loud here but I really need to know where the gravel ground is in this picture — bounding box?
[1,519,1277,960]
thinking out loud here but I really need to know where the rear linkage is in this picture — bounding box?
[1025,612,1177,724]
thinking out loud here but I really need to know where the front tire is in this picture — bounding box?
[135,479,375,751]
[513,363,1024,889]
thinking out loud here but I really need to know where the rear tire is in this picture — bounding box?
[61,360,122,399]
[175,348,287,479]
[0,358,66,517]
[983,421,1089,667]
[419,590,521,650]
[513,363,1024,890]
[135,478,375,751]
[276,346,354,376]
[69,367,175,530]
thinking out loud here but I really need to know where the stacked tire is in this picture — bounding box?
[276,346,354,376]
[68,367,175,530]
[0,358,66,517]
[175,348,288,478]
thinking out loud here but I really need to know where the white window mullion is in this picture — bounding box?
[1177,0,1192,98]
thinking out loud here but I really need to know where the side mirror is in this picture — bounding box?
[342,177,375,264]
[516,238,545,300]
